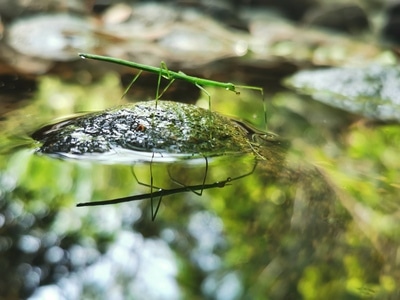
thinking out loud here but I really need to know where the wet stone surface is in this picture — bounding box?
[32,100,257,159]
[285,65,400,122]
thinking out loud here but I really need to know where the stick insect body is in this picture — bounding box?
[78,54,264,93]
[78,53,265,119]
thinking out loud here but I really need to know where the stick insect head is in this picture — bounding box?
[225,83,239,94]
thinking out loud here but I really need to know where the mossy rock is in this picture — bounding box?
[32,100,263,162]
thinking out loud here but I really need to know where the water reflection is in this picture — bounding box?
[1,74,400,299]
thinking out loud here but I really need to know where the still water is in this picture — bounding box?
[1,67,400,300]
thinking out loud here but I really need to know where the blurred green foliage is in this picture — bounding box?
[1,67,400,299]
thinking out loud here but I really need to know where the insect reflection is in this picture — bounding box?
[77,156,258,221]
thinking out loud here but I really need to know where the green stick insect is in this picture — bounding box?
[78,53,266,119]
[76,53,266,220]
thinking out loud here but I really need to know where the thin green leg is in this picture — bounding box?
[121,70,143,100]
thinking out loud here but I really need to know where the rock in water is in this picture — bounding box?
[32,100,258,162]
[285,65,400,122]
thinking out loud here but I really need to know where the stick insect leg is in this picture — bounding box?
[121,70,143,100]
[195,83,211,111]
[193,83,214,139]
[156,62,176,101]
[167,157,209,196]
